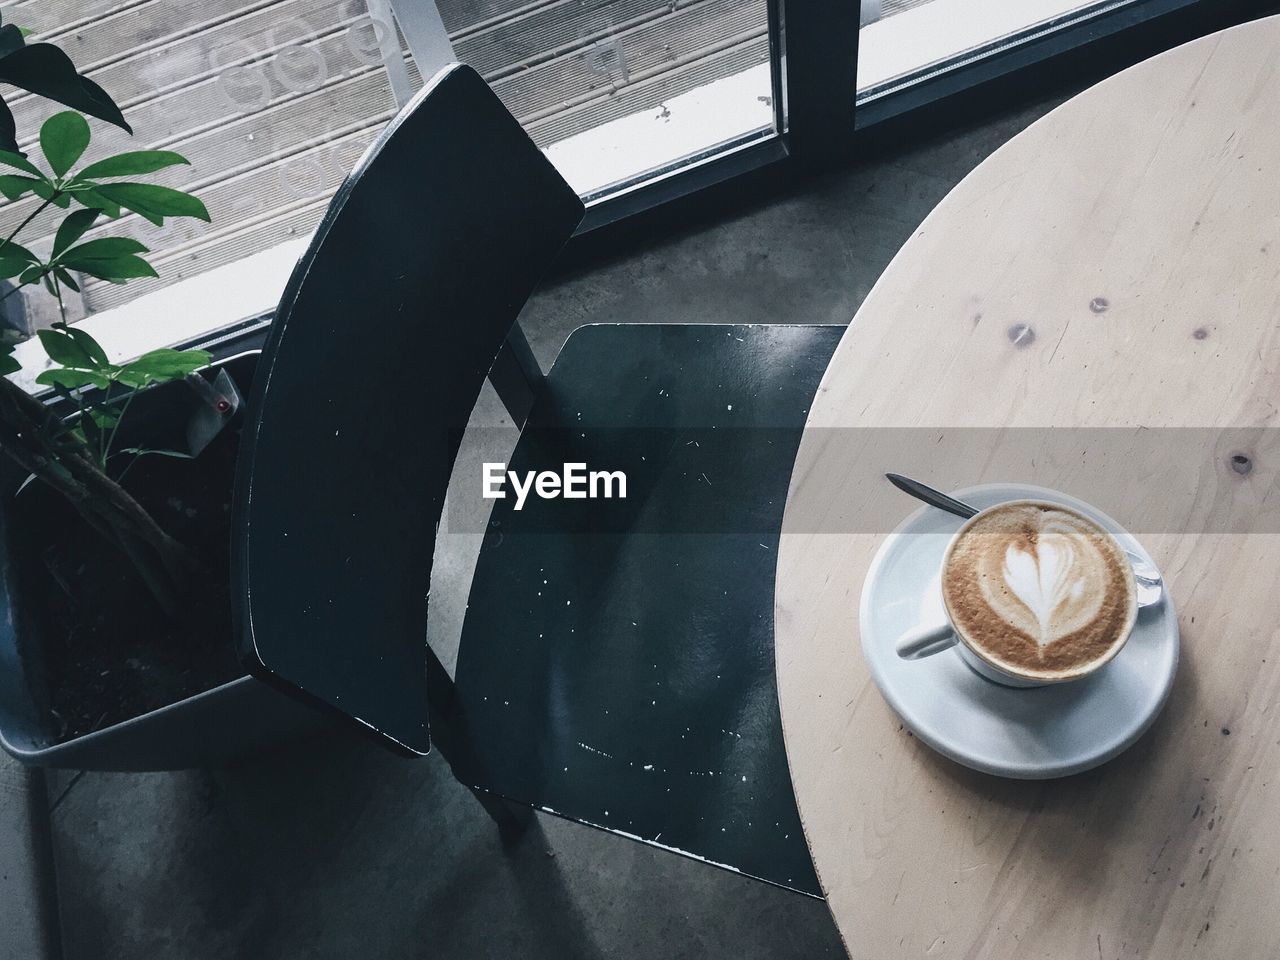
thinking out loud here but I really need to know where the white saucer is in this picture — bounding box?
[860,483,1179,779]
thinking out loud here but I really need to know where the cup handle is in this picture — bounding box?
[895,621,958,660]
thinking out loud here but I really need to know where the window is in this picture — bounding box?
[2,0,406,317]
[434,0,777,200]
[0,0,1258,367]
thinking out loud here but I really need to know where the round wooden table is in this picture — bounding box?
[776,17,1280,959]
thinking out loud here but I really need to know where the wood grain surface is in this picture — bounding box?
[775,17,1280,959]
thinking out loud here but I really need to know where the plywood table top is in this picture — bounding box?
[775,17,1280,959]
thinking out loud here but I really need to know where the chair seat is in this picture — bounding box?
[452,323,843,894]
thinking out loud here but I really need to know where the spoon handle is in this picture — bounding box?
[885,473,978,520]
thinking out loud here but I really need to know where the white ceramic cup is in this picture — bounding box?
[894,499,1140,688]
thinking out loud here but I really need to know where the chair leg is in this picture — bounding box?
[464,782,534,848]
[426,646,533,846]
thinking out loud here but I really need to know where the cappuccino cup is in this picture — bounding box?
[895,499,1139,688]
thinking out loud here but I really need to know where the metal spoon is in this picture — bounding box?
[885,473,1164,608]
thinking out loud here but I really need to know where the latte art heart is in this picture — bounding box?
[942,501,1137,681]
[994,532,1104,649]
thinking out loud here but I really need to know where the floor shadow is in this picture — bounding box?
[52,729,633,959]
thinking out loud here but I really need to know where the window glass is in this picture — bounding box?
[1,0,404,316]
[442,0,776,198]
[857,0,1132,99]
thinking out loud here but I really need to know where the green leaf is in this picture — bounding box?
[36,328,96,367]
[0,25,25,59]
[59,235,148,261]
[17,264,44,285]
[0,99,14,156]
[93,182,210,226]
[0,342,19,377]
[0,172,39,199]
[80,406,105,451]
[53,266,79,292]
[30,179,69,207]
[0,240,38,263]
[40,111,90,177]
[35,366,111,390]
[0,148,40,175]
[68,184,121,217]
[0,44,131,136]
[51,207,100,256]
[0,240,39,279]
[65,326,108,366]
[86,406,120,428]
[77,150,189,179]
[117,348,209,386]
[61,253,157,283]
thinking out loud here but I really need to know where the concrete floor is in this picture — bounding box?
[29,84,1078,960]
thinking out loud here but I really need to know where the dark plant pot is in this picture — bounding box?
[0,673,327,771]
[0,324,333,770]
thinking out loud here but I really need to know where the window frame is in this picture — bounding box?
[574,0,860,233]
[570,0,1274,235]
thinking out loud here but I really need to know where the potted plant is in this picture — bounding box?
[0,16,325,769]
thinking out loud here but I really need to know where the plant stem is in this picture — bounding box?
[46,272,98,461]
[0,195,55,256]
[103,388,135,466]
[0,375,201,618]
[0,276,37,305]
[50,270,68,326]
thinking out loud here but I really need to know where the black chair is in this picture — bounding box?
[236,63,841,895]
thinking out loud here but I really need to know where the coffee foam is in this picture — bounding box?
[943,501,1136,680]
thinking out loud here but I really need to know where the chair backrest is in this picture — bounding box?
[232,64,584,754]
